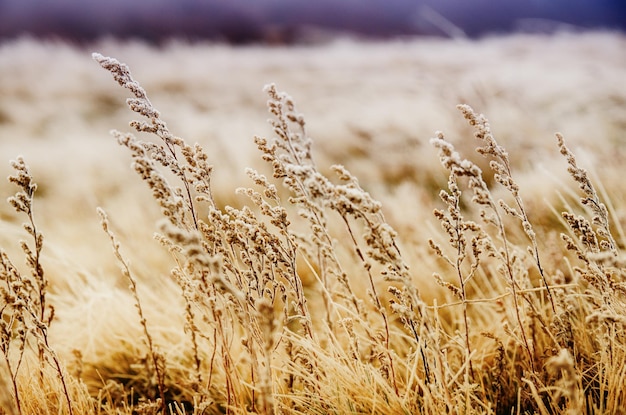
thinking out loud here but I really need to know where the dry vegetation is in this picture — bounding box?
[1,32,626,414]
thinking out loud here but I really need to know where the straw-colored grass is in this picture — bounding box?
[1,32,626,414]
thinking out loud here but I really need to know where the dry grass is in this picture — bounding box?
[1,32,626,414]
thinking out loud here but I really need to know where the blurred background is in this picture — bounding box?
[1,0,625,44]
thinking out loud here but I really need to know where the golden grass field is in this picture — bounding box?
[1,31,626,414]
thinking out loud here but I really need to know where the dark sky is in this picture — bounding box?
[0,0,624,43]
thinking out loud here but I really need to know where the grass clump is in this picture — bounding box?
[0,51,625,415]
[1,158,84,415]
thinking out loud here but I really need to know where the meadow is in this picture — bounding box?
[1,31,626,414]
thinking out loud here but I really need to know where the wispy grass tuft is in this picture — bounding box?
[0,49,625,415]
[1,157,78,415]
